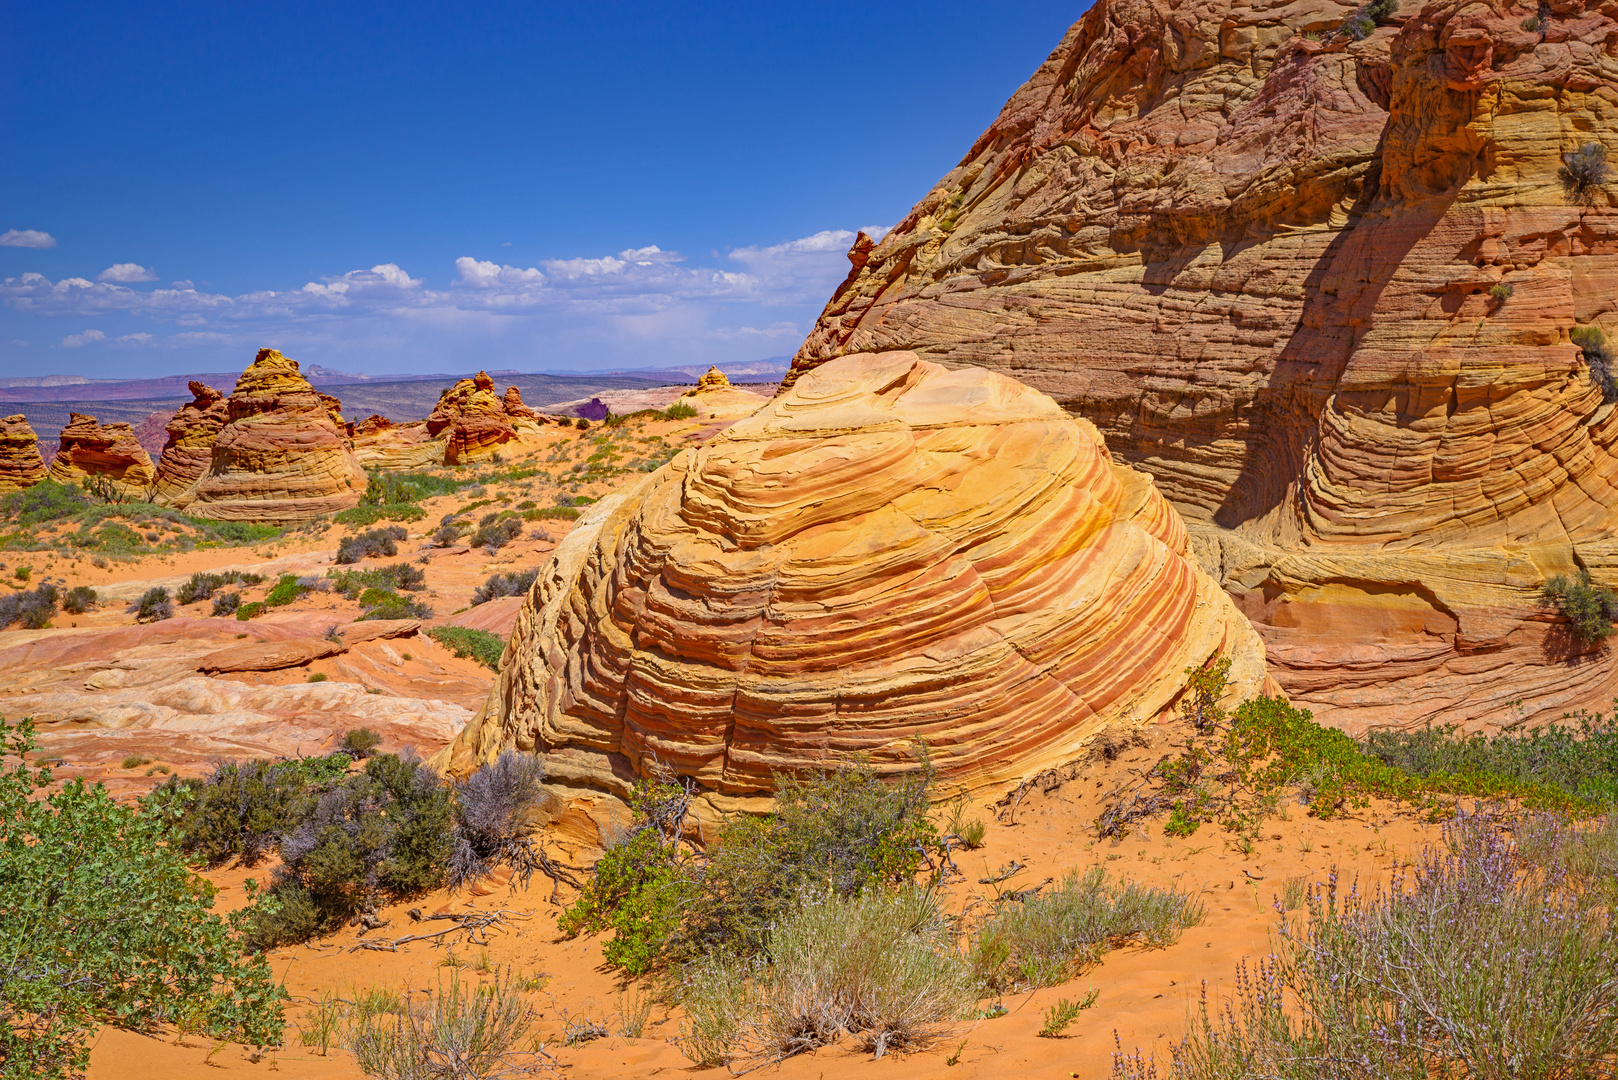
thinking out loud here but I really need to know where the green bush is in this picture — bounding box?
[129,586,173,623]
[1571,325,1618,403]
[264,574,309,607]
[471,568,538,605]
[1561,141,1610,203]
[661,400,697,421]
[342,727,383,759]
[358,472,469,506]
[60,586,96,615]
[164,756,347,867]
[0,583,59,629]
[186,518,283,545]
[427,626,505,668]
[327,563,425,599]
[1542,570,1618,645]
[1490,281,1514,301]
[470,517,522,552]
[212,592,241,617]
[354,589,433,622]
[234,600,267,621]
[336,526,408,564]
[176,570,264,605]
[333,503,427,527]
[1363,709,1618,803]
[521,505,580,523]
[1,719,285,1077]
[348,971,539,1080]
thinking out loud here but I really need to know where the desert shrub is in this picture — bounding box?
[1115,813,1618,1080]
[1490,281,1514,301]
[347,971,540,1080]
[209,593,239,617]
[1523,12,1544,30]
[332,503,427,527]
[176,570,264,605]
[264,574,310,607]
[1571,324,1618,403]
[165,754,352,867]
[342,727,383,760]
[661,400,697,421]
[681,888,974,1067]
[354,589,433,622]
[0,719,285,1078]
[250,753,453,948]
[946,800,987,849]
[972,867,1204,992]
[1364,709,1618,803]
[469,517,522,553]
[471,568,538,605]
[1561,140,1610,203]
[0,583,59,630]
[128,586,173,623]
[1542,569,1618,644]
[565,759,938,974]
[447,751,547,890]
[336,526,408,564]
[328,563,425,599]
[60,586,96,615]
[1516,810,1618,904]
[430,520,465,547]
[188,517,282,545]
[359,472,468,506]
[426,626,504,669]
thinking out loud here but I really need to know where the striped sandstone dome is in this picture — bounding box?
[440,352,1268,805]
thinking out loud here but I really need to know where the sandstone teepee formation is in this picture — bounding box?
[784,0,1618,733]
[48,414,157,501]
[152,381,228,506]
[171,349,366,521]
[426,372,543,463]
[440,352,1269,815]
[0,416,47,495]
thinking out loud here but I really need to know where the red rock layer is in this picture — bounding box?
[153,381,227,506]
[0,415,46,494]
[784,0,1618,733]
[440,353,1268,805]
[183,349,366,521]
[47,413,157,500]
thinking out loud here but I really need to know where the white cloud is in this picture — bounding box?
[97,263,159,283]
[116,332,153,344]
[860,225,892,242]
[0,229,56,249]
[60,329,106,348]
[455,257,545,288]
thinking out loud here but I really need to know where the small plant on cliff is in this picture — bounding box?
[1570,324,1618,402]
[1542,570,1618,646]
[1523,12,1544,30]
[1490,281,1514,301]
[1561,141,1610,203]
[0,718,286,1078]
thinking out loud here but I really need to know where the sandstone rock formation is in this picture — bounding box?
[48,413,157,500]
[152,381,228,506]
[683,365,732,395]
[425,371,541,463]
[679,365,768,421]
[440,352,1268,811]
[348,414,446,471]
[182,349,366,521]
[785,0,1618,733]
[0,416,46,494]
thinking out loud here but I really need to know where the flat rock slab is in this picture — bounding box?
[196,637,343,673]
[343,619,421,643]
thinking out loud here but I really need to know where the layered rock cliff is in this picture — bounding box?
[0,416,46,494]
[440,353,1269,815]
[181,349,366,521]
[48,414,157,500]
[152,381,228,506]
[787,0,1618,732]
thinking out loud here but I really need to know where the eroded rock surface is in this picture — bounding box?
[0,415,46,494]
[182,349,366,521]
[426,371,539,463]
[786,0,1618,732]
[441,352,1268,812]
[349,414,447,471]
[153,381,228,506]
[48,413,157,500]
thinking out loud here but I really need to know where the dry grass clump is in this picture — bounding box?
[1114,811,1618,1080]
[347,971,550,1079]
[681,888,976,1066]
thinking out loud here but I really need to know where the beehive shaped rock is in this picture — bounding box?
[48,414,156,500]
[184,349,365,521]
[684,365,732,395]
[426,372,523,463]
[786,0,1618,734]
[0,416,46,494]
[153,381,227,506]
[440,352,1269,805]
[502,386,537,419]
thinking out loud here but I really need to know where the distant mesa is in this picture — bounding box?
[0,415,47,494]
[152,381,227,507]
[48,413,157,501]
[176,348,366,521]
[439,352,1268,827]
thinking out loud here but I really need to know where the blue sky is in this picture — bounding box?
[0,2,1078,379]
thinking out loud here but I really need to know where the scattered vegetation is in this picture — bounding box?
[1542,569,1618,645]
[1115,811,1618,1080]
[471,568,538,605]
[661,400,697,421]
[0,582,59,629]
[1038,991,1097,1038]
[328,563,426,599]
[348,971,545,1080]
[128,586,173,623]
[0,719,285,1078]
[0,480,283,559]
[234,600,267,621]
[264,573,311,607]
[337,525,409,564]
[426,626,504,669]
[469,515,522,553]
[1570,324,1618,402]
[354,588,433,622]
[1560,140,1610,203]
[176,570,264,605]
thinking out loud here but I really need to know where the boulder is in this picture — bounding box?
[196,637,344,674]
[439,352,1269,809]
[784,0,1618,734]
[0,415,46,494]
[183,349,366,521]
[152,381,228,506]
[47,413,156,500]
